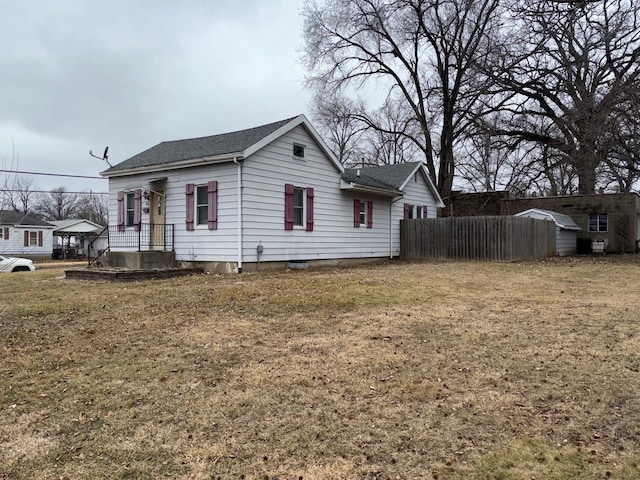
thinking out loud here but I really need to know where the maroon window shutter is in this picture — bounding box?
[3,227,8,240]
[284,183,294,230]
[134,189,142,231]
[353,199,361,228]
[24,231,29,247]
[423,205,429,219]
[117,191,125,232]
[306,187,314,232]
[185,183,195,231]
[38,231,43,247]
[367,201,373,228]
[208,180,218,230]
[403,203,410,219]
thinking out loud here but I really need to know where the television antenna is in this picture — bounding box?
[89,146,112,167]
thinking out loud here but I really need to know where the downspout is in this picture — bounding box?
[389,196,403,258]
[234,157,243,273]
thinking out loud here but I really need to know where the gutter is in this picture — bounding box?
[234,157,243,273]
[340,180,401,198]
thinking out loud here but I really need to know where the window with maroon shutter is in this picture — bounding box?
[3,227,8,240]
[367,201,373,228]
[24,231,29,247]
[117,191,125,231]
[353,199,361,227]
[306,188,314,231]
[284,184,294,230]
[208,181,218,230]
[134,189,142,231]
[185,183,195,231]
[403,203,410,219]
[423,205,429,219]
[38,231,43,247]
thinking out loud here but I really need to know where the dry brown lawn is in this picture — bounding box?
[2,257,640,479]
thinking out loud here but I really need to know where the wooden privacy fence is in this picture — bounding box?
[401,216,556,261]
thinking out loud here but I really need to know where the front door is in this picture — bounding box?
[150,189,165,249]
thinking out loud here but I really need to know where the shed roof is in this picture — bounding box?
[515,208,581,231]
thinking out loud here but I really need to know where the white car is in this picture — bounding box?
[0,255,36,272]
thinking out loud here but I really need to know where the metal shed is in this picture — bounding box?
[515,209,581,256]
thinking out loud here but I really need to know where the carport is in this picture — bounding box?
[52,219,104,259]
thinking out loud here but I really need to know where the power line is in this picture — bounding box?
[2,189,107,195]
[0,169,105,179]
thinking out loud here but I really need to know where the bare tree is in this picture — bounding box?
[364,99,421,165]
[486,0,640,194]
[75,192,108,226]
[3,176,39,214]
[302,0,501,201]
[310,91,367,166]
[35,187,80,221]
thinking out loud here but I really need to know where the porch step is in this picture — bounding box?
[103,251,176,270]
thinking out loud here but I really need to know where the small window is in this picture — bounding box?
[293,144,305,158]
[196,185,208,225]
[293,187,305,226]
[125,193,135,226]
[588,213,608,232]
[408,204,415,219]
[29,231,38,246]
[359,201,367,225]
[416,206,423,218]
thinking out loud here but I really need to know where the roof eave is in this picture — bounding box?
[340,180,402,198]
[101,153,244,177]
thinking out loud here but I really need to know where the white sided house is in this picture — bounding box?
[515,208,581,256]
[0,210,55,260]
[100,115,444,273]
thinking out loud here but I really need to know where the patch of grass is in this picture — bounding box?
[2,258,640,478]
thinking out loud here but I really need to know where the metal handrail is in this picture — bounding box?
[87,223,175,266]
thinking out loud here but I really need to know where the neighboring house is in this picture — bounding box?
[0,210,55,260]
[100,114,444,272]
[52,219,105,258]
[444,191,640,254]
[515,209,581,256]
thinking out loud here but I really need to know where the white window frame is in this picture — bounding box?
[27,231,39,247]
[125,193,135,226]
[293,187,305,227]
[359,201,367,225]
[195,184,208,227]
[588,213,608,233]
[293,143,306,159]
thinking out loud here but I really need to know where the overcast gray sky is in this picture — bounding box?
[0,0,311,193]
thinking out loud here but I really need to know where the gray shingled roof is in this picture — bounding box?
[103,116,298,174]
[0,210,55,227]
[342,161,422,192]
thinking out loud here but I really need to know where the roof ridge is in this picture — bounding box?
[158,115,300,145]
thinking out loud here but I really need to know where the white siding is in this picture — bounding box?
[108,165,240,262]
[242,125,393,262]
[0,227,53,256]
[106,126,441,265]
[390,170,439,257]
[557,229,577,256]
